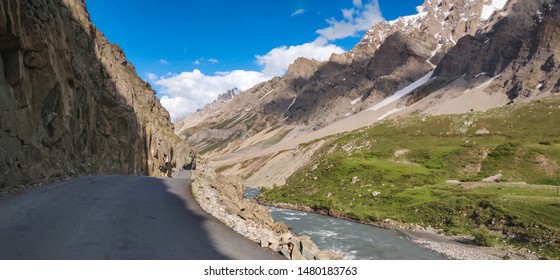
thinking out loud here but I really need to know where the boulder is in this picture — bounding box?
[272,221,289,234]
[300,237,320,260]
[315,251,339,260]
[280,232,293,244]
[290,246,307,260]
[475,128,490,135]
[267,236,281,251]
[280,245,292,260]
[483,173,503,183]
[259,238,269,248]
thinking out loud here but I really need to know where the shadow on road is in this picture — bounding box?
[0,176,232,260]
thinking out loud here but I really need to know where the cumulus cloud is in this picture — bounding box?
[154,70,270,120]
[291,8,305,17]
[207,58,219,64]
[157,40,343,120]
[317,0,383,41]
[158,59,170,65]
[255,39,344,77]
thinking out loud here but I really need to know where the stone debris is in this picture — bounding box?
[192,161,340,260]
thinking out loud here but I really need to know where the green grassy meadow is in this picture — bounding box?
[261,96,560,258]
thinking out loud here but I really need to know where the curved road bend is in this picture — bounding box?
[0,174,283,260]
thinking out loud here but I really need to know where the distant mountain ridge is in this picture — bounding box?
[176,0,559,174]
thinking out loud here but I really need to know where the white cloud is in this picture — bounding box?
[160,96,193,122]
[154,70,270,120]
[291,8,305,17]
[157,40,344,120]
[158,59,170,65]
[145,72,158,82]
[255,39,344,77]
[316,0,383,41]
[194,58,219,65]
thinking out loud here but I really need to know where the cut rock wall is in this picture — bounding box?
[0,0,193,188]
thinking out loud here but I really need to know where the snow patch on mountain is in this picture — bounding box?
[368,71,434,112]
[481,0,508,21]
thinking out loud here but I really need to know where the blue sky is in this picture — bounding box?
[85,0,424,120]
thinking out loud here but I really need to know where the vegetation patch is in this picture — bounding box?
[261,96,560,259]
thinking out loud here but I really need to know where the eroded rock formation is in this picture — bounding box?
[0,0,193,188]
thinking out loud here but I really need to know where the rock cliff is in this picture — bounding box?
[0,0,193,189]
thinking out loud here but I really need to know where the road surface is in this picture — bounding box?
[0,174,283,260]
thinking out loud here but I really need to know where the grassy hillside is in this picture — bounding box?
[261,96,560,259]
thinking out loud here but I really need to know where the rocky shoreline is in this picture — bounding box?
[259,201,538,260]
[190,161,341,260]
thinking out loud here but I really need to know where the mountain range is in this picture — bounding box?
[176,0,560,188]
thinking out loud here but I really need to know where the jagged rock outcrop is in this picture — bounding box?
[285,57,320,80]
[216,88,239,102]
[429,0,560,100]
[0,0,193,189]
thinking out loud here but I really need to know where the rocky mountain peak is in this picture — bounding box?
[217,88,240,102]
[349,0,512,66]
[285,57,321,79]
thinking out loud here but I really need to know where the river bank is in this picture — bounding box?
[190,162,342,260]
[259,201,538,260]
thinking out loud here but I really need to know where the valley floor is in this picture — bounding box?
[255,96,560,259]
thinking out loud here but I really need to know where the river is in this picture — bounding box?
[246,188,446,260]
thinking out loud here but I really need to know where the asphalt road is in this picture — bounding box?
[0,174,283,260]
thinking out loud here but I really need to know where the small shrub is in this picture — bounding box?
[488,142,518,159]
[473,227,501,247]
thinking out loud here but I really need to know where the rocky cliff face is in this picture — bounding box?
[407,0,559,104]
[0,0,193,189]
